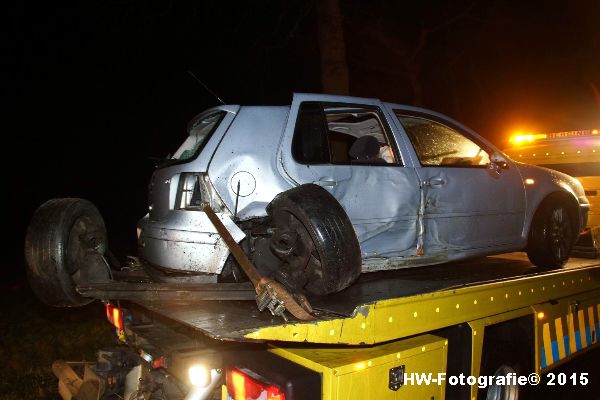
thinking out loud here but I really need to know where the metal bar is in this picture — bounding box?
[203,205,263,286]
[77,282,256,301]
[203,205,315,321]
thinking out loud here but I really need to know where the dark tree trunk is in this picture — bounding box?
[316,0,350,95]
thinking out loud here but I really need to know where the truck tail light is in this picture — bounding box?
[226,368,286,400]
[105,303,123,331]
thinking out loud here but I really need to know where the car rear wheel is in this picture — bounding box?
[266,184,361,296]
[25,198,109,307]
[526,196,577,269]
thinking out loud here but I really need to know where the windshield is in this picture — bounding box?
[171,112,225,161]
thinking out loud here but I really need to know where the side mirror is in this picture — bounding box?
[490,152,509,169]
[487,152,509,177]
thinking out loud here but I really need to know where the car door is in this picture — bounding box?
[389,109,526,253]
[279,94,422,259]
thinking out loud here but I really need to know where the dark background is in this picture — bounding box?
[4,0,600,277]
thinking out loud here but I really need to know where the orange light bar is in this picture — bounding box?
[509,133,547,145]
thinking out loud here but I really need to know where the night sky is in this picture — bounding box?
[5,0,600,279]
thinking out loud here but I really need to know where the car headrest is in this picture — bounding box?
[349,135,381,160]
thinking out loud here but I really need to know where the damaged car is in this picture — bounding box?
[134,93,589,295]
[27,93,590,302]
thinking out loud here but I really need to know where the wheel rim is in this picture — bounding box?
[486,365,519,400]
[66,216,106,283]
[269,209,319,289]
[548,206,572,262]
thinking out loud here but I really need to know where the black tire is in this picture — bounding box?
[480,364,521,400]
[526,196,578,269]
[266,184,361,296]
[25,198,107,307]
[478,320,531,400]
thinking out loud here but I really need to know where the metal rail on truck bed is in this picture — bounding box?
[123,253,600,345]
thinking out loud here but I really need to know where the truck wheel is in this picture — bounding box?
[526,196,577,269]
[266,184,361,296]
[25,198,107,307]
[484,364,520,400]
[480,343,526,400]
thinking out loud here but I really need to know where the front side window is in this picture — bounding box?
[396,114,490,167]
[171,112,225,161]
[292,102,400,165]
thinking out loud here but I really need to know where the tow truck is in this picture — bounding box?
[48,251,599,400]
[25,97,599,400]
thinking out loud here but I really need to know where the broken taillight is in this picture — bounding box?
[177,173,204,209]
[226,368,286,400]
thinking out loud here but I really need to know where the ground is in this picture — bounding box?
[0,279,115,400]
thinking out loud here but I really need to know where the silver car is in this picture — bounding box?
[137,93,589,295]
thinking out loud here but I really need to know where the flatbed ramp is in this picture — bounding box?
[129,253,600,345]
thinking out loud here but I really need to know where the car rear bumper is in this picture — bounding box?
[137,211,245,274]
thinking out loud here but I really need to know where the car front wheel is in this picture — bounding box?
[526,196,577,269]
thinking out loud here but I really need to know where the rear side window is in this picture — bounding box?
[292,102,400,165]
[172,112,226,161]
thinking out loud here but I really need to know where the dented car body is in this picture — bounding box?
[137,93,589,292]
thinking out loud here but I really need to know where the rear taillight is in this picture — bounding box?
[177,173,204,209]
[226,368,286,400]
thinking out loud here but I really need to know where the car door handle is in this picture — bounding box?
[424,178,445,187]
[314,179,337,187]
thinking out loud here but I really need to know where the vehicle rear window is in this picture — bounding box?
[172,112,226,161]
